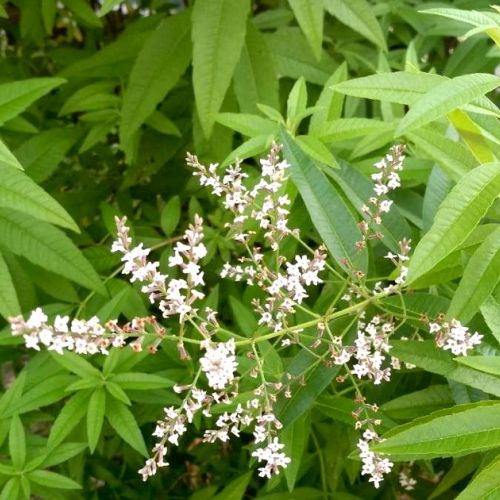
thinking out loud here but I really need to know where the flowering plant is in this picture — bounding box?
[9,139,488,495]
[1,2,499,498]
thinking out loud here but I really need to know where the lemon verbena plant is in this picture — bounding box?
[9,142,484,493]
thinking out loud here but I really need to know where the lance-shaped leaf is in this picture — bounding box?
[455,453,500,499]
[396,73,500,135]
[333,71,444,104]
[455,356,500,377]
[233,21,279,114]
[281,129,367,272]
[448,226,500,323]
[0,163,78,231]
[106,398,148,457]
[324,0,387,51]
[390,341,500,397]
[0,139,23,170]
[373,401,500,460]
[192,0,250,138]
[120,10,192,146]
[0,78,65,125]
[0,209,105,295]
[0,252,20,318]
[288,0,324,60]
[407,162,500,285]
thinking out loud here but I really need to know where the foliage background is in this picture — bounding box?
[0,0,499,498]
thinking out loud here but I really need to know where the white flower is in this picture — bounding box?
[200,339,238,390]
[26,308,47,329]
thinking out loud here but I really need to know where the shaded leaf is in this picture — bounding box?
[120,10,191,145]
[0,163,78,231]
[324,0,387,51]
[0,252,20,318]
[0,209,105,294]
[106,398,148,456]
[0,78,66,125]
[192,0,250,137]
[288,0,324,60]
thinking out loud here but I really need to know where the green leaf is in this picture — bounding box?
[192,0,250,137]
[288,0,324,60]
[294,135,338,169]
[0,209,105,295]
[456,453,500,499]
[455,356,500,377]
[407,163,500,285]
[27,470,81,489]
[390,341,500,397]
[0,371,26,418]
[47,391,89,448]
[333,71,445,104]
[408,126,477,181]
[233,22,279,114]
[282,413,309,491]
[221,134,273,167]
[281,129,367,272]
[51,351,101,380]
[286,77,308,131]
[0,252,20,318]
[317,118,394,142]
[105,381,131,405]
[324,0,387,51]
[87,388,106,453]
[373,401,500,460]
[481,295,500,345]
[41,0,57,33]
[0,478,20,500]
[397,74,500,135]
[216,113,277,137]
[145,111,181,137]
[448,226,500,323]
[213,471,251,500]
[0,163,78,231]
[9,415,26,469]
[326,159,410,253]
[120,10,192,145]
[381,385,454,420]
[309,62,348,133]
[109,372,174,390]
[6,375,75,418]
[264,27,335,85]
[63,0,101,28]
[0,138,23,170]
[98,0,121,16]
[106,398,148,456]
[15,127,82,183]
[40,442,87,469]
[161,196,181,237]
[0,78,66,125]
[448,109,496,164]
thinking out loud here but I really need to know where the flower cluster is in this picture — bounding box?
[188,142,294,249]
[9,309,166,355]
[358,144,405,247]
[429,318,482,356]
[113,215,207,321]
[199,339,238,390]
[332,315,394,385]
[11,141,487,493]
[357,429,394,488]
